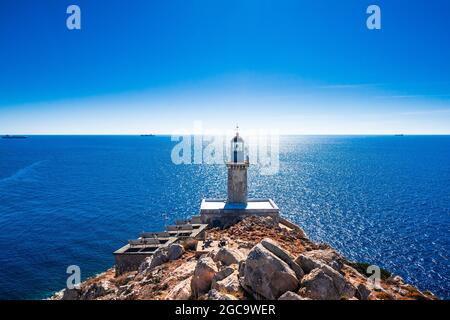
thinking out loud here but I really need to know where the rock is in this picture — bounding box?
[278,291,310,300]
[61,288,81,300]
[241,243,299,300]
[81,281,115,300]
[212,272,240,294]
[259,216,278,228]
[214,247,245,266]
[117,284,133,296]
[151,249,169,268]
[299,268,337,300]
[260,238,291,262]
[170,260,197,280]
[191,256,218,297]
[301,249,344,271]
[138,249,169,274]
[261,238,304,279]
[295,255,323,274]
[142,249,169,273]
[238,260,246,278]
[207,289,238,300]
[168,244,185,261]
[299,266,356,300]
[387,275,405,285]
[213,266,236,283]
[321,264,356,298]
[138,257,153,273]
[166,277,192,300]
[356,283,371,300]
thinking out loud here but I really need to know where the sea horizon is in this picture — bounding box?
[1,135,449,299]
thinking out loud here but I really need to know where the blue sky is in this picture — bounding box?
[0,0,449,134]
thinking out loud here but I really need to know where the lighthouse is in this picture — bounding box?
[198,126,279,228]
[227,127,249,203]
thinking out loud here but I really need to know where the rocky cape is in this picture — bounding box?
[50,216,437,300]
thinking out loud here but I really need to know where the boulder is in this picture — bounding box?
[138,249,168,274]
[214,247,245,266]
[295,255,323,274]
[81,281,115,300]
[261,238,304,279]
[241,243,299,300]
[168,244,185,261]
[170,260,197,280]
[278,291,310,300]
[207,289,238,300]
[319,264,355,298]
[238,260,246,278]
[356,283,371,300]
[301,249,344,271]
[138,257,153,273]
[191,256,218,297]
[150,249,169,268]
[299,268,338,300]
[166,277,192,300]
[387,275,405,285]
[61,288,81,300]
[213,266,236,283]
[212,272,240,294]
[299,265,356,300]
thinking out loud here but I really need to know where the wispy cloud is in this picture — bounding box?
[379,94,450,99]
[400,109,450,116]
[317,83,384,89]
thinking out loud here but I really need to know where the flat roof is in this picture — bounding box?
[200,199,278,210]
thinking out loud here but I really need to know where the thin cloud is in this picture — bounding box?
[317,83,385,89]
[376,94,450,99]
[400,109,450,116]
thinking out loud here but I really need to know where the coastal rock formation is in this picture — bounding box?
[299,266,355,300]
[240,243,299,299]
[60,288,81,300]
[50,216,438,301]
[191,256,218,297]
[298,249,344,272]
[138,249,168,273]
[214,247,245,266]
[80,280,116,300]
[261,238,304,279]
[166,277,192,300]
[168,244,185,261]
[212,273,240,294]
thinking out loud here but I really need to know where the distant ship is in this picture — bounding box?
[140,134,155,137]
[2,135,27,139]
[395,134,405,136]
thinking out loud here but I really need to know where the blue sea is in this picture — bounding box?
[0,135,449,300]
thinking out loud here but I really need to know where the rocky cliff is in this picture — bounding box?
[51,216,437,300]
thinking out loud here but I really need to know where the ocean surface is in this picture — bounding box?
[0,135,449,300]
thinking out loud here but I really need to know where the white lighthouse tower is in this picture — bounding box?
[227,126,249,203]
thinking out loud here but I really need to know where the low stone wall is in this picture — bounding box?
[114,252,152,276]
